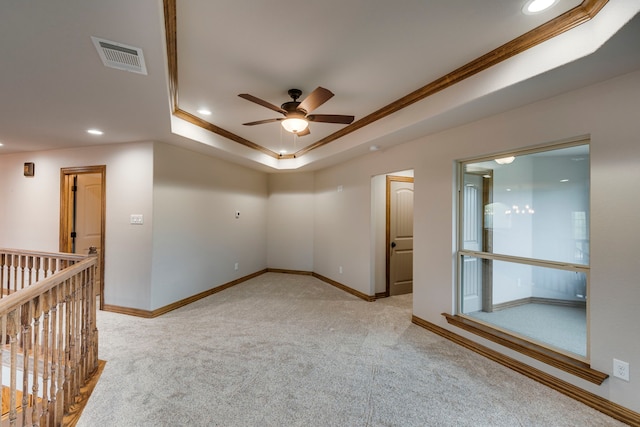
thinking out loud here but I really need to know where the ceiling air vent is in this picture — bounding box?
[91,36,147,75]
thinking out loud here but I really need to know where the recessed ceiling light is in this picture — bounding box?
[87,129,104,135]
[279,150,287,155]
[560,179,569,182]
[197,109,212,116]
[0,142,4,147]
[523,0,558,14]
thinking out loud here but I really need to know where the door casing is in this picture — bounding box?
[59,165,106,309]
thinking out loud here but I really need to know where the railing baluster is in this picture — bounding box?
[0,314,5,423]
[32,295,41,426]
[49,286,58,427]
[0,249,98,426]
[41,290,51,427]
[8,309,19,427]
[1,253,6,295]
[19,255,26,292]
[8,254,15,294]
[56,283,65,426]
[21,301,32,426]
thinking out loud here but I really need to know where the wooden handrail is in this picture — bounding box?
[0,248,99,426]
[0,258,95,313]
[0,249,86,261]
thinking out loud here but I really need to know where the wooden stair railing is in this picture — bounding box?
[0,249,99,427]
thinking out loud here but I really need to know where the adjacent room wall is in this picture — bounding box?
[267,172,315,272]
[0,142,154,310]
[150,142,269,310]
[312,69,640,412]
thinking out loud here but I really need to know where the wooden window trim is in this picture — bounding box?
[442,313,608,385]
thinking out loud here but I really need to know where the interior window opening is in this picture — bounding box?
[458,143,590,359]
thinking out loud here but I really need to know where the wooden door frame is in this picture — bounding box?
[385,175,415,297]
[59,165,106,309]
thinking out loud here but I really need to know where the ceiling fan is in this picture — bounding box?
[238,87,354,136]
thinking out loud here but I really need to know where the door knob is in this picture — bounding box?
[391,242,396,248]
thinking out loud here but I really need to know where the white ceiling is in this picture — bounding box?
[1,1,639,172]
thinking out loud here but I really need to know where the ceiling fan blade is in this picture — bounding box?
[306,114,355,124]
[242,118,282,126]
[296,127,311,137]
[298,87,334,114]
[238,94,286,115]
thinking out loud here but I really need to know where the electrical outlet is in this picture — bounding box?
[339,266,343,274]
[613,359,630,381]
[234,262,239,271]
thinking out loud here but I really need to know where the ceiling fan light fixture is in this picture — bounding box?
[281,117,309,133]
[495,156,515,165]
[523,0,558,14]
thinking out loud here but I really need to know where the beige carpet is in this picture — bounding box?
[77,272,624,426]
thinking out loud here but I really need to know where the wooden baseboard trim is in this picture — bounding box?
[103,269,268,318]
[312,273,375,302]
[493,297,586,311]
[375,292,389,299]
[102,269,374,317]
[411,315,640,426]
[102,304,153,318]
[266,268,313,276]
[442,313,607,385]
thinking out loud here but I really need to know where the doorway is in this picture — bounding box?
[386,175,414,296]
[59,166,106,308]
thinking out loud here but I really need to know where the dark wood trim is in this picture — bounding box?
[375,292,389,299]
[102,304,154,318]
[163,0,178,113]
[173,108,280,158]
[103,269,268,318]
[492,296,586,311]
[266,268,313,276]
[442,313,607,385]
[162,0,608,161]
[312,272,375,302]
[59,165,107,309]
[412,315,640,426]
[103,269,374,318]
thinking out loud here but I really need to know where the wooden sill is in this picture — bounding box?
[442,313,608,385]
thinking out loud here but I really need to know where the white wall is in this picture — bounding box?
[311,69,640,412]
[150,142,268,310]
[267,173,315,271]
[0,142,154,310]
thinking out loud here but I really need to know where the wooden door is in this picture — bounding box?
[387,176,414,296]
[60,166,106,308]
[74,173,102,255]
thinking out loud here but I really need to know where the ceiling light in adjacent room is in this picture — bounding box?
[87,129,104,135]
[523,0,558,14]
[197,109,212,115]
[281,118,308,134]
[495,156,515,165]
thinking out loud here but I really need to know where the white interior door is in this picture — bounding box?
[462,173,483,312]
[389,178,414,296]
[74,173,102,255]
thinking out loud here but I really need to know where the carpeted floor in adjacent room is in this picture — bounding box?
[77,272,625,426]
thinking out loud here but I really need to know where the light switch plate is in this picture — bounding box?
[130,214,144,225]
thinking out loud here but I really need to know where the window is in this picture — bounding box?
[458,143,589,358]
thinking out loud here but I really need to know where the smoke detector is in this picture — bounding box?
[91,36,147,75]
